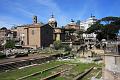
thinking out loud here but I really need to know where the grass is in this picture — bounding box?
[51,63,97,80]
[53,59,103,80]
[81,68,102,80]
[96,70,102,78]
[23,71,51,80]
[53,76,68,80]
[0,58,102,80]
[0,61,64,80]
[65,63,94,79]
[24,64,71,80]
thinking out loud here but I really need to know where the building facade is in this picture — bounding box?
[23,23,53,48]
[65,19,80,30]
[13,16,54,49]
[0,28,17,44]
[80,15,98,49]
[80,15,97,31]
[11,15,98,49]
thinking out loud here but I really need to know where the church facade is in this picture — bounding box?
[12,14,68,49]
[13,16,55,48]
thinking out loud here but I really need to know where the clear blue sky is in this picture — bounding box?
[0,0,120,28]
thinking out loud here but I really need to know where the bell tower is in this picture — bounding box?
[33,16,37,24]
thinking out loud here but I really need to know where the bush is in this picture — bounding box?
[0,52,6,59]
[63,45,72,51]
[53,40,62,50]
[5,40,15,48]
[53,40,72,52]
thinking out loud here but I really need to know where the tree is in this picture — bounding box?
[5,40,15,48]
[87,16,120,41]
[101,16,120,24]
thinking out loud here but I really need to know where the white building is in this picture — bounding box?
[80,15,97,31]
[80,15,97,48]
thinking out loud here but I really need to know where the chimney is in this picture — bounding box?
[33,16,37,24]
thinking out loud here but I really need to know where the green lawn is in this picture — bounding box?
[53,76,68,80]
[52,59,103,80]
[24,64,72,80]
[0,61,64,80]
[0,59,102,80]
[63,63,95,80]
[81,68,102,80]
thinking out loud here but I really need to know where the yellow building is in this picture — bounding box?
[54,28,65,41]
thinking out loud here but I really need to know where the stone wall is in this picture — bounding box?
[103,54,120,80]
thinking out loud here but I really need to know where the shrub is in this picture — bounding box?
[5,40,15,48]
[63,45,72,51]
[0,52,6,59]
[53,40,62,50]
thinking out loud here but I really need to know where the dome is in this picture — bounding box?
[48,14,56,23]
[69,21,76,25]
[0,27,7,30]
[48,18,56,23]
[69,19,76,25]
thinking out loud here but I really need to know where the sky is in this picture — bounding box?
[0,0,120,28]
